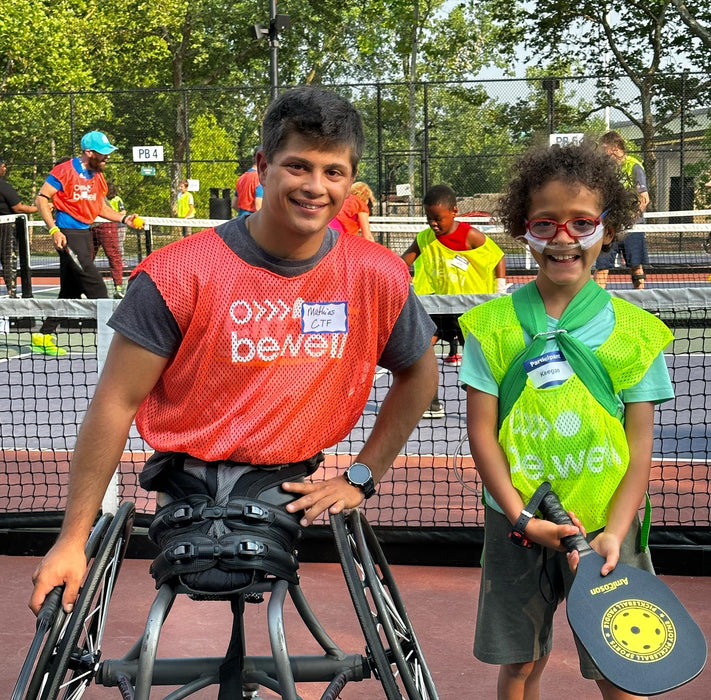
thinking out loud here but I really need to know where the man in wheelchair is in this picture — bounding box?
[29,87,438,697]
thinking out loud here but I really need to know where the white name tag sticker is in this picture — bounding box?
[523,350,573,389]
[450,254,470,271]
[301,301,348,334]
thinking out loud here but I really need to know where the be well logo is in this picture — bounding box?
[229,298,348,363]
[507,407,623,480]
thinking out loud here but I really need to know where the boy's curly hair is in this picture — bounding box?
[496,142,640,250]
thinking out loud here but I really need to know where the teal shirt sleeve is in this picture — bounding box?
[459,333,498,396]
[620,352,674,404]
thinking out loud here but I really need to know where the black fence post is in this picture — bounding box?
[15,215,33,298]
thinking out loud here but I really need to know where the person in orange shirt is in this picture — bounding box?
[330,181,375,241]
[33,132,140,355]
[232,146,264,217]
[29,88,437,697]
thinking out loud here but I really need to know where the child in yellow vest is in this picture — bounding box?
[402,184,505,417]
[460,143,674,700]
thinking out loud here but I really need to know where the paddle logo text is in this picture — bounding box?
[589,577,628,595]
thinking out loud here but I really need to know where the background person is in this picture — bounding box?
[402,183,505,418]
[176,179,195,219]
[29,87,437,697]
[33,131,140,355]
[461,143,673,700]
[176,179,195,238]
[330,181,375,241]
[91,182,126,298]
[232,146,263,217]
[107,181,128,259]
[593,131,650,289]
[0,155,38,297]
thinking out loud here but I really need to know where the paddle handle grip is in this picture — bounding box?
[539,491,592,555]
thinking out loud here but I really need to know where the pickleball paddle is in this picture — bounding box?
[62,245,84,272]
[539,489,706,696]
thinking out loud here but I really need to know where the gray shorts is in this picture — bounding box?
[595,231,649,270]
[474,506,654,679]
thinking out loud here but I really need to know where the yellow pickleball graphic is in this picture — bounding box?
[602,599,676,661]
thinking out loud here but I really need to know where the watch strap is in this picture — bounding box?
[509,481,552,548]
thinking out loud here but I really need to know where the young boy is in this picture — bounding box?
[29,87,438,696]
[177,179,195,219]
[593,131,650,290]
[460,143,674,700]
[402,184,505,417]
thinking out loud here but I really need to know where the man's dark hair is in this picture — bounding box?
[423,184,457,210]
[496,142,639,248]
[261,87,364,173]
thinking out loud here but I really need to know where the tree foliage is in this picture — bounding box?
[487,1,711,202]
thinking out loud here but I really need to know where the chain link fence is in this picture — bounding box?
[1,73,709,233]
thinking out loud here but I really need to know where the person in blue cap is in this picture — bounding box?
[33,131,141,355]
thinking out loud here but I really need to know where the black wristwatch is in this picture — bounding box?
[344,462,376,499]
[509,482,552,548]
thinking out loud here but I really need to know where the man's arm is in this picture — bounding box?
[36,182,59,228]
[282,346,438,525]
[99,201,139,226]
[633,163,650,213]
[11,201,37,215]
[35,182,66,249]
[30,334,169,614]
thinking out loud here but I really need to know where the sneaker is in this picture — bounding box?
[422,399,445,419]
[113,284,125,299]
[31,333,67,356]
[443,353,462,366]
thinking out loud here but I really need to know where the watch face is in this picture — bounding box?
[347,463,371,486]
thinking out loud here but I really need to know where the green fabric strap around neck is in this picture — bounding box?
[498,280,617,429]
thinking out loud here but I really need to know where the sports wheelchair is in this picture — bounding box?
[13,500,439,699]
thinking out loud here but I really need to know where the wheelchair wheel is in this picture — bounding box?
[13,514,114,700]
[32,502,135,700]
[350,511,438,699]
[332,510,401,699]
[331,509,439,700]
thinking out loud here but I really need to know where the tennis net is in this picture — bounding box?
[1,290,709,539]
[20,212,711,288]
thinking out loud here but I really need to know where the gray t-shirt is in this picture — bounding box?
[109,217,434,372]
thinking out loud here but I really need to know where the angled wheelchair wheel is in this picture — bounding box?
[30,502,135,700]
[331,509,439,700]
[13,514,114,700]
[331,510,401,699]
